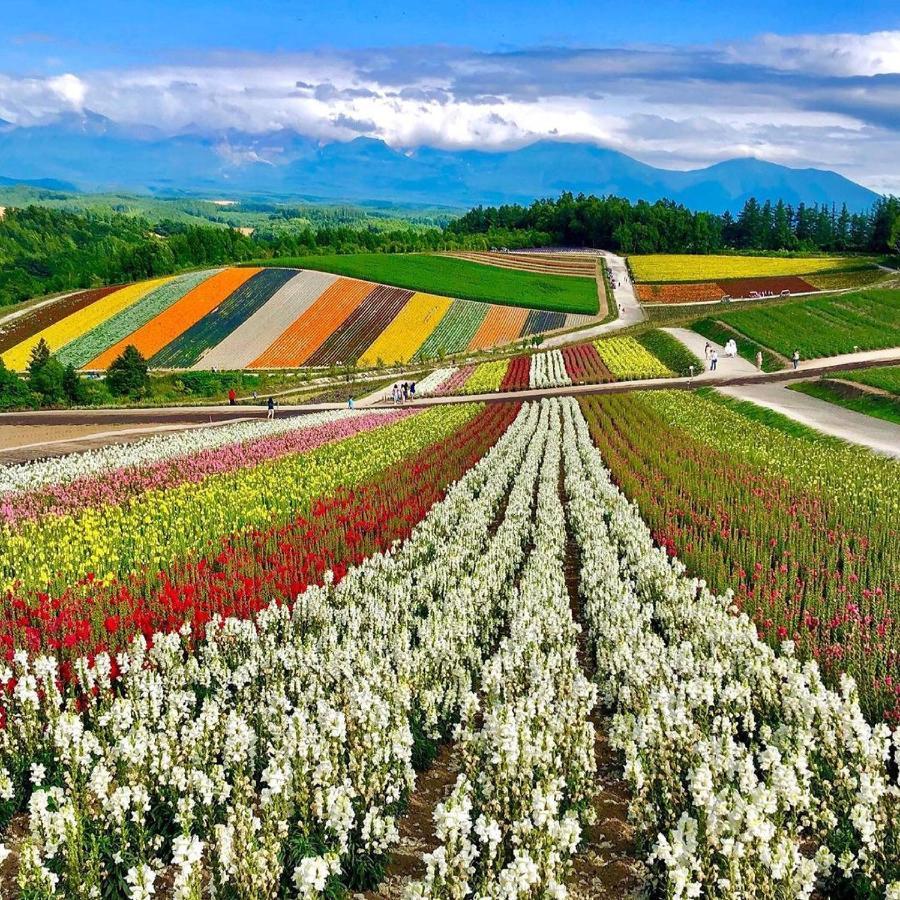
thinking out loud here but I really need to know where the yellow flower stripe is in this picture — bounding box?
[357,292,453,366]
[3,276,174,371]
[1,404,481,594]
[456,359,509,395]
[628,254,875,283]
[594,336,672,380]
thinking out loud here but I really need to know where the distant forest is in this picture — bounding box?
[449,193,900,256]
[1,192,898,307]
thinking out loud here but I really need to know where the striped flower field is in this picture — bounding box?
[2,266,592,373]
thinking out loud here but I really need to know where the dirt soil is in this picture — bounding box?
[0,422,208,463]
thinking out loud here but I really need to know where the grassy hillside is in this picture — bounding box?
[692,289,899,360]
[254,253,599,314]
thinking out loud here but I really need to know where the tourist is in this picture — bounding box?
[704,342,711,361]
[710,350,718,371]
[792,349,800,370]
[402,382,409,401]
[347,395,354,409]
[228,387,236,405]
[267,396,275,419]
[410,382,416,398]
[755,350,763,370]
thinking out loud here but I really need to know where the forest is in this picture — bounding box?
[449,193,900,255]
[1,192,897,308]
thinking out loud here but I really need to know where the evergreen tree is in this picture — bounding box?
[106,345,150,397]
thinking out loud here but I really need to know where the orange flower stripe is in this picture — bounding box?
[467,305,529,351]
[250,277,373,368]
[86,268,262,369]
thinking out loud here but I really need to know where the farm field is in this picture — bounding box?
[692,289,900,360]
[635,270,890,305]
[444,250,599,277]
[257,252,600,313]
[629,253,880,283]
[2,267,582,373]
[0,396,896,898]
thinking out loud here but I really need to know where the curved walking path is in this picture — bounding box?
[718,381,900,458]
[543,251,645,348]
[2,349,898,462]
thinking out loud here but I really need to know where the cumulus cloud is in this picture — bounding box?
[0,30,898,191]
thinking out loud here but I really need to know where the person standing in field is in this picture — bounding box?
[267,396,275,419]
[756,350,763,370]
[228,387,236,406]
[792,349,800,370]
[710,350,718,371]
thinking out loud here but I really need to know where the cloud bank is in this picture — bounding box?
[1,30,899,192]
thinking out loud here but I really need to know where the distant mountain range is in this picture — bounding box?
[0,113,881,212]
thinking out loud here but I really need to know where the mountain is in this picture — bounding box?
[0,118,881,212]
[0,175,79,192]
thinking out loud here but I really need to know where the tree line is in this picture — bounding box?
[2,193,898,308]
[448,193,900,256]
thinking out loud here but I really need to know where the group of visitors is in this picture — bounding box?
[391,381,416,403]
[703,340,801,372]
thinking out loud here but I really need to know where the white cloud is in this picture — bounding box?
[0,31,898,191]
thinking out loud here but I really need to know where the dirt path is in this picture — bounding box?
[543,251,644,348]
[560,468,643,898]
[356,744,463,898]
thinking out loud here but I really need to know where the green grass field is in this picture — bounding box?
[693,289,900,361]
[629,253,880,283]
[839,364,900,396]
[635,329,703,376]
[253,253,599,314]
[789,380,900,426]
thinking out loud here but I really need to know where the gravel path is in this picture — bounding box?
[543,251,645,348]
[717,381,900,458]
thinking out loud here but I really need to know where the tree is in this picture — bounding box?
[27,338,51,377]
[106,345,150,396]
[63,364,87,404]
[0,359,35,410]
[27,356,66,404]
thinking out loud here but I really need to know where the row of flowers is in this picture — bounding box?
[585,390,899,720]
[1,409,415,527]
[413,368,458,397]
[0,403,518,668]
[411,400,595,897]
[0,408,368,497]
[0,401,543,896]
[1,406,476,594]
[528,349,572,389]
[560,397,899,898]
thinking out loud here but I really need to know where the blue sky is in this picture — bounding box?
[2,1,900,190]
[5,0,900,65]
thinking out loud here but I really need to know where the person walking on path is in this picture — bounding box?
[228,388,236,406]
[704,342,711,362]
[410,381,416,399]
[267,396,275,420]
[710,350,718,372]
[792,349,800,370]
[347,395,354,409]
[755,350,763,371]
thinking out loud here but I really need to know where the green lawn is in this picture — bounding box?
[693,289,900,360]
[838,364,900,396]
[789,380,900,426]
[249,254,599,315]
[635,329,703,376]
